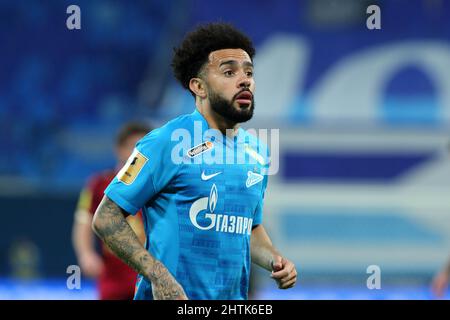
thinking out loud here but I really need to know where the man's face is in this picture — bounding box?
[203,48,255,123]
[116,133,146,166]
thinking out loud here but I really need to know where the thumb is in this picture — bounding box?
[271,256,283,272]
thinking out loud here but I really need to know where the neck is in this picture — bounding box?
[196,99,239,137]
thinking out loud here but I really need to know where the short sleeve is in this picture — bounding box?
[104,128,179,215]
[253,174,268,227]
[252,137,270,227]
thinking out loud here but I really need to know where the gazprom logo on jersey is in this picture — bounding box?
[189,184,253,235]
[171,121,279,175]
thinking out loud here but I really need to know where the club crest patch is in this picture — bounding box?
[246,171,264,188]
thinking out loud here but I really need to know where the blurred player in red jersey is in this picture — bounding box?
[72,122,152,300]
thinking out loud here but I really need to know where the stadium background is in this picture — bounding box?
[1,0,450,299]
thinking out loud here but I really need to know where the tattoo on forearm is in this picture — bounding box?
[93,197,187,299]
[94,197,145,272]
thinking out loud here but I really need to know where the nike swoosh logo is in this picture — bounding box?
[201,171,222,181]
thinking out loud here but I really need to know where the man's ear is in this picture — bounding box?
[189,77,207,98]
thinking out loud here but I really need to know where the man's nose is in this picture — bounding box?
[238,76,251,89]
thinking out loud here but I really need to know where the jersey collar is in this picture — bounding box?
[191,108,245,146]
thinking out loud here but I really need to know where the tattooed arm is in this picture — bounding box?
[92,195,188,300]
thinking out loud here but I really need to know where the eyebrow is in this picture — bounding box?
[219,60,253,68]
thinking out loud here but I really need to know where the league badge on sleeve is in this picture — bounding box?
[117,149,148,185]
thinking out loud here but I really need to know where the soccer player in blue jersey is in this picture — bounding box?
[92,22,297,300]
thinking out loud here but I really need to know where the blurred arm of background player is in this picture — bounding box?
[432,258,450,298]
[251,224,297,289]
[72,188,104,278]
[431,143,450,299]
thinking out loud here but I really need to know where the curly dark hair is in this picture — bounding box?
[171,22,255,95]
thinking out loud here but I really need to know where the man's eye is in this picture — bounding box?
[246,71,253,77]
[224,70,234,76]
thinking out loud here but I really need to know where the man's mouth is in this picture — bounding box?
[234,91,253,106]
